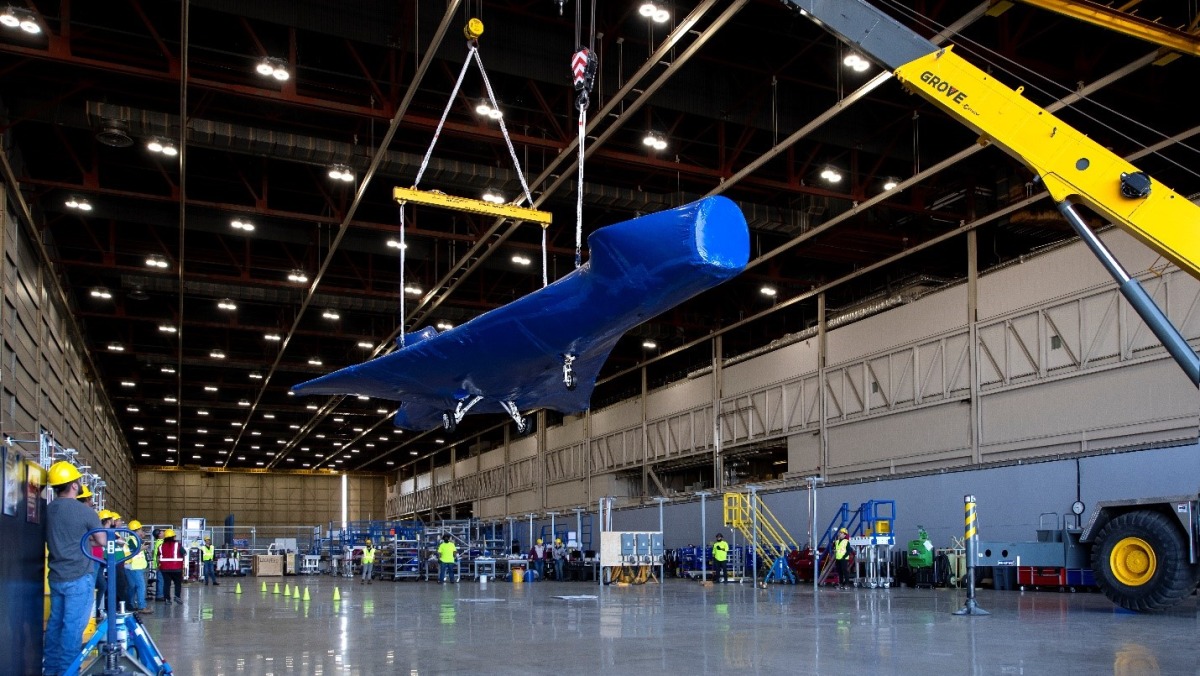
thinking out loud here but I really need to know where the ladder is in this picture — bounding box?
[723,492,800,583]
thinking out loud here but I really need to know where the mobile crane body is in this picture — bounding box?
[781,0,1200,611]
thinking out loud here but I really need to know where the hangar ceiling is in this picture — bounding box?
[1,0,1197,475]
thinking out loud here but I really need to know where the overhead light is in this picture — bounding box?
[141,453,150,458]
[385,238,408,250]
[435,321,453,331]
[263,413,275,419]
[256,56,290,81]
[145,255,169,269]
[819,167,842,183]
[224,437,234,443]
[376,408,388,415]
[642,132,667,151]
[403,285,422,296]
[1,6,40,34]
[108,343,125,352]
[366,443,375,448]
[287,269,308,283]
[158,324,177,334]
[163,396,177,403]
[166,434,176,440]
[393,429,404,435]
[165,419,176,424]
[474,101,502,120]
[641,340,657,350]
[126,405,139,412]
[231,218,255,232]
[197,410,209,416]
[90,288,113,299]
[326,163,355,182]
[138,440,149,446]
[322,309,340,320]
[238,399,251,407]
[356,341,373,349]
[120,381,136,388]
[303,463,311,468]
[196,429,208,434]
[264,333,281,342]
[409,451,418,456]
[161,366,175,374]
[65,197,93,212]
[132,426,145,431]
[249,372,263,380]
[843,53,870,73]
[307,357,323,366]
[356,395,369,401]
[760,285,778,297]
[203,386,218,392]
[306,404,319,410]
[638,3,657,17]
[511,254,531,266]
[882,178,899,191]
[209,349,226,359]
[145,137,178,156]
[217,298,237,311]
[482,191,505,204]
[231,421,242,427]
[333,417,344,422]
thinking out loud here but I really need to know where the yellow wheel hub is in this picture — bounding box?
[1110,536,1156,586]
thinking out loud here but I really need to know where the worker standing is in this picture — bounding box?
[360,539,375,585]
[711,533,729,583]
[834,527,852,590]
[201,537,218,586]
[124,520,152,614]
[437,534,458,584]
[528,538,547,580]
[158,529,184,604]
[43,461,105,676]
[151,528,165,602]
[551,538,567,581]
[93,510,113,617]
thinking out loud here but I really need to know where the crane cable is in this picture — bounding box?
[571,0,598,269]
[399,22,549,349]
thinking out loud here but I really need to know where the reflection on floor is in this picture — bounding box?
[137,578,1195,675]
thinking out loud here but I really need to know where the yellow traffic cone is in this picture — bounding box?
[303,587,311,601]
[261,581,267,593]
[333,587,341,601]
[273,582,280,594]
[293,586,300,599]
[235,582,243,594]
[284,583,291,596]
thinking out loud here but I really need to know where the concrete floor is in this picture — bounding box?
[129,577,1196,675]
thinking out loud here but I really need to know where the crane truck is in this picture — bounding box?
[779,0,1200,611]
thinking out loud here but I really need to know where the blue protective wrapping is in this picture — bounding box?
[292,196,749,430]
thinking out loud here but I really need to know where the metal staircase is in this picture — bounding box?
[723,491,800,583]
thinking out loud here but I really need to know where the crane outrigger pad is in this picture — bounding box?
[393,186,553,226]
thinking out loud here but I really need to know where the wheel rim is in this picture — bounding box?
[1109,536,1156,586]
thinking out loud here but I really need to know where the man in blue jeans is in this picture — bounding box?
[44,461,105,676]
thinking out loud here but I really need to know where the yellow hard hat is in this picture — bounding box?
[204,536,212,542]
[48,461,82,487]
[163,528,176,538]
[536,538,543,545]
[555,538,562,544]
[129,520,142,531]
[109,512,122,522]
[365,538,372,544]
[97,509,112,520]
[77,485,93,499]
[838,527,848,534]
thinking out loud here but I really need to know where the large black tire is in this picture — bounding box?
[1091,510,1199,612]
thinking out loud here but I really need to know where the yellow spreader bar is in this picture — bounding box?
[393,186,552,226]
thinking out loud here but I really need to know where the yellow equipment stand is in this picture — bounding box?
[392,187,552,226]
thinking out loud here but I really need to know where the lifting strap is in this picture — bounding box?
[571,0,597,269]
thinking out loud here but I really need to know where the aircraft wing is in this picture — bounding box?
[292,195,748,430]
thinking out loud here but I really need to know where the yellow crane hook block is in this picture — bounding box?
[393,186,553,226]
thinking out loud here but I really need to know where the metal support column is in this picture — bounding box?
[954,494,989,616]
[697,491,710,582]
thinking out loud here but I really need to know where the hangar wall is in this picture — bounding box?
[387,228,1199,522]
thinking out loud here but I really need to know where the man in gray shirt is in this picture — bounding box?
[43,462,105,676]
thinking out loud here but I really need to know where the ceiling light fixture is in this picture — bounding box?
[843,53,871,73]
[0,6,40,34]
[474,100,503,120]
[231,218,255,232]
[307,357,323,366]
[287,269,308,284]
[264,333,281,342]
[158,324,177,334]
[356,341,373,349]
[326,163,355,182]
[209,349,226,359]
[403,285,422,296]
[386,239,407,250]
[760,285,778,297]
[108,343,125,352]
[882,177,899,191]
[642,132,667,151]
[256,56,290,81]
[819,167,843,183]
[238,399,250,407]
[217,298,237,311]
[65,197,93,212]
[90,288,113,299]
[481,191,505,204]
[161,366,175,374]
[197,410,209,416]
[511,254,531,266]
[321,309,340,320]
[121,381,136,388]
[203,386,218,392]
[144,255,169,269]
[145,137,178,156]
[641,340,657,350]
[435,321,453,331]
[638,2,669,22]
[249,372,263,380]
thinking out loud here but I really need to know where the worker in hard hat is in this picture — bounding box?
[43,461,105,676]
[200,536,218,586]
[437,534,458,584]
[834,527,852,590]
[123,520,152,614]
[157,528,184,603]
[528,538,547,580]
[551,537,567,581]
[93,510,116,618]
[76,483,93,506]
[360,539,376,585]
[151,528,165,602]
[711,533,729,583]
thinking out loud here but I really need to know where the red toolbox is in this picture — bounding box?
[1017,566,1066,588]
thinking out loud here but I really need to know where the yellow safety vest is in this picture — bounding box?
[835,538,849,560]
[361,547,375,565]
[201,545,214,562]
[126,536,148,570]
[712,540,728,562]
[152,538,164,567]
[438,541,457,564]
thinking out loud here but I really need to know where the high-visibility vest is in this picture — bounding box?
[201,545,214,561]
[152,538,164,568]
[126,536,148,570]
[361,547,375,565]
[159,541,184,571]
[835,538,849,560]
[712,540,729,562]
[437,541,457,564]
